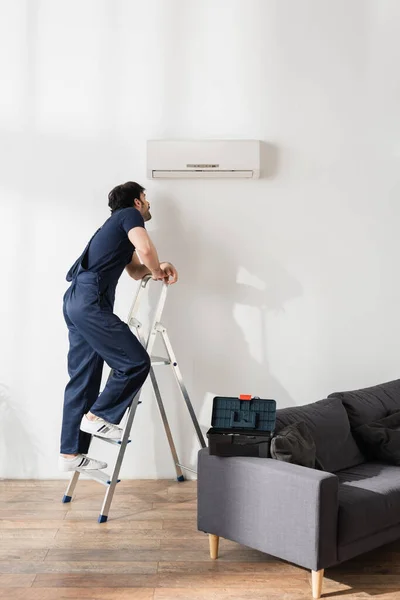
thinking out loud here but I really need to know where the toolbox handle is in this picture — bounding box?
[239,394,252,401]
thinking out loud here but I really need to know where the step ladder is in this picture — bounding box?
[61,275,206,522]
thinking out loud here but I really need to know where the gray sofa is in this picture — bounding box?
[197,380,400,598]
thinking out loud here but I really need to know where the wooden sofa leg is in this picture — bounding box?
[311,569,324,599]
[209,534,219,559]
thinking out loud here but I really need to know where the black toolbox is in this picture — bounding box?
[207,395,276,458]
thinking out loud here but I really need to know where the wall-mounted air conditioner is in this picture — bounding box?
[147,140,261,179]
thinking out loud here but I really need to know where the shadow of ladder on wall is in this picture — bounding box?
[61,275,206,522]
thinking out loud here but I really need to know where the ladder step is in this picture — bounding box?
[76,468,121,486]
[92,434,131,446]
[151,356,171,366]
[176,463,198,475]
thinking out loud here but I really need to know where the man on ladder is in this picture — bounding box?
[59,181,178,472]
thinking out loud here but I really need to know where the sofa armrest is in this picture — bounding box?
[197,448,338,571]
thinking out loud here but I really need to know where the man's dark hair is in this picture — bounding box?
[108,182,145,213]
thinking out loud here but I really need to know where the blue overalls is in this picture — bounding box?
[60,231,151,455]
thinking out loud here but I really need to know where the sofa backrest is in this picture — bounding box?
[275,397,365,473]
[328,379,400,429]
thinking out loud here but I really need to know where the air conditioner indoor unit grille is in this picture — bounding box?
[152,170,254,179]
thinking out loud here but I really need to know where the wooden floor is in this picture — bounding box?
[1,479,400,599]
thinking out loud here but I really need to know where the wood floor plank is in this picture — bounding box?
[0,511,67,521]
[122,508,197,521]
[0,521,64,530]
[72,494,163,505]
[0,549,48,561]
[2,538,161,551]
[154,589,311,599]
[0,493,66,503]
[55,528,205,541]
[62,509,197,522]
[0,589,154,599]
[0,574,35,588]
[152,501,197,510]
[64,502,152,513]
[63,506,154,521]
[115,492,195,504]
[0,539,56,550]
[46,549,163,562]
[162,519,198,531]
[48,548,154,562]
[160,538,261,551]
[51,538,161,550]
[32,574,159,588]
[0,529,58,540]
[59,519,164,531]
[0,503,68,511]
[63,503,153,512]
[155,572,309,589]
[0,561,157,575]
[157,561,302,574]
[160,544,267,563]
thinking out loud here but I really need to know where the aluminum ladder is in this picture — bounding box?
[61,275,206,522]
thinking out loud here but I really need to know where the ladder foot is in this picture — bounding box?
[177,475,185,482]
[98,514,108,523]
[62,495,72,503]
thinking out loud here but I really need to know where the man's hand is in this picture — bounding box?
[151,267,169,283]
[159,262,178,285]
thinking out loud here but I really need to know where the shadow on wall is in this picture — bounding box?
[149,195,303,474]
[0,383,40,478]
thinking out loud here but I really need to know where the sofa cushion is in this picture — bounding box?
[337,462,400,546]
[354,410,400,464]
[329,379,400,428]
[275,398,364,473]
[270,421,316,468]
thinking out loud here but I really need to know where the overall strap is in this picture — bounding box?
[66,228,101,282]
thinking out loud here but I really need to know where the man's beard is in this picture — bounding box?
[144,211,152,222]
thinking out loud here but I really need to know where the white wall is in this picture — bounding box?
[1,0,400,479]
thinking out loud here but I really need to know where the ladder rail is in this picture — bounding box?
[62,470,80,503]
[127,274,153,327]
[145,281,169,351]
[132,314,184,482]
[148,369,184,481]
[159,326,206,449]
[99,391,143,522]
